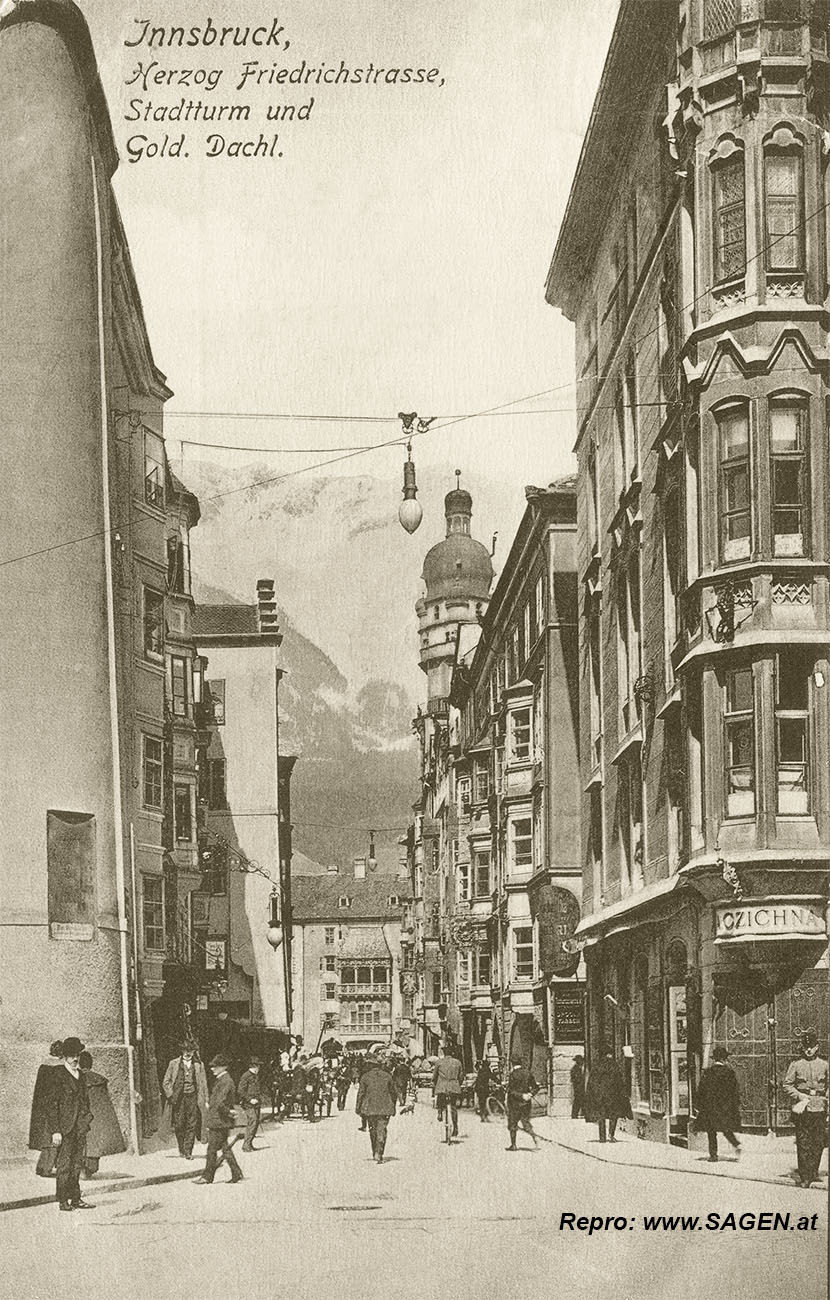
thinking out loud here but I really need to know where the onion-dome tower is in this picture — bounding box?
[415,472,493,714]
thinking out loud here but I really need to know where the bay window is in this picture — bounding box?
[509,706,532,763]
[513,927,534,980]
[718,402,751,562]
[776,653,811,815]
[770,398,808,557]
[764,148,804,273]
[472,847,491,898]
[713,154,746,282]
[509,815,533,874]
[724,666,755,817]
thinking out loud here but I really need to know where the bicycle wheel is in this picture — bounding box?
[487,1095,505,1117]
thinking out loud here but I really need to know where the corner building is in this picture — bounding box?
[547,0,829,1144]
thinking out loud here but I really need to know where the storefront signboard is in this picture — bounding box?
[715,899,826,942]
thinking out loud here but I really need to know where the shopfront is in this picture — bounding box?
[709,897,829,1132]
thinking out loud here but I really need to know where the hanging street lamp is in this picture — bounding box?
[398,441,423,534]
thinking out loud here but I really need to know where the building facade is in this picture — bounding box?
[0,1,204,1155]
[547,0,829,1143]
[450,480,583,1112]
[291,866,410,1053]
[190,586,295,1051]
[408,480,494,1056]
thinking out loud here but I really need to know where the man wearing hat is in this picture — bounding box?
[193,1054,243,1185]
[356,1047,397,1163]
[162,1040,208,1159]
[238,1056,263,1151]
[784,1029,828,1188]
[46,1037,93,1211]
[694,1045,741,1162]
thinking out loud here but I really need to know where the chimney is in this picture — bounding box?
[326,863,339,875]
[353,856,366,880]
[256,578,281,637]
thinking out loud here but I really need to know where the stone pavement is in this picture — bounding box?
[535,1114,828,1191]
[1,1099,825,1212]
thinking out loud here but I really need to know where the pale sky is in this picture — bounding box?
[80,0,618,494]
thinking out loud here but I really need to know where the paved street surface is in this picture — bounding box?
[2,1100,824,1300]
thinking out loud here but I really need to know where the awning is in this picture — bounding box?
[575,875,690,944]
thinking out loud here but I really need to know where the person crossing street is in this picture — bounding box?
[193,1054,243,1185]
[432,1044,463,1139]
[355,1048,397,1164]
[238,1056,263,1152]
[505,1060,540,1152]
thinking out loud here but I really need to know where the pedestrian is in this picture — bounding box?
[304,1056,321,1122]
[292,1053,307,1120]
[29,1039,64,1177]
[570,1055,586,1119]
[506,1060,540,1151]
[79,1051,126,1178]
[193,1054,243,1185]
[356,1054,370,1130]
[46,1036,94,1212]
[355,1049,397,1164]
[336,1059,352,1111]
[238,1055,263,1152]
[392,1058,411,1107]
[162,1040,208,1159]
[783,1028,828,1188]
[584,1047,632,1144]
[432,1043,464,1138]
[474,1058,492,1122]
[319,1064,336,1117]
[694,1045,741,1163]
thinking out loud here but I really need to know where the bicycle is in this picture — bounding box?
[435,1092,458,1144]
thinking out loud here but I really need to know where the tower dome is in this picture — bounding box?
[421,472,493,601]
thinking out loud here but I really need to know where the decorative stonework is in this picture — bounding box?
[732,582,753,607]
[772,579,811,605]
[713,284,746,310]
[767,276,804,298]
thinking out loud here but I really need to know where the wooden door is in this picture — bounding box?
[772,970,830,1130]
[712,974,772,1131]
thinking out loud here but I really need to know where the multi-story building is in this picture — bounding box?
[450,480,583,1111]
[0,1,201,1154]
[190,585,295,1050]
[546,0,829,1144]
[409,479,494,1055]
[291,863,411,1052]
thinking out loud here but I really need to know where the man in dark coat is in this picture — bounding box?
[162,1040,208,1158]
[506,1061,540,1151]
[356,1051,397,1163]
[570,1055,586,1119]
[291,1054,308,1120]
[46,1036,93,1211]
[29,1039,64,1176]
[783,1028,828,1187]
[193,1054,243,1185]
[695,1045,742,1162]
[584,1048,632,1143]
[336,1060,352,1111]
[474,1059,492,1122]
[238,1056,263,1151]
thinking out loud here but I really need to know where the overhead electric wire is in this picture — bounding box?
[2,188,828,571]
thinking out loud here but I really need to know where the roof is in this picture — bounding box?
[422,534,493,601]
[545,0,674,320]
[291,874,411,923]
[338,928,391,960]
[193,604,259,637]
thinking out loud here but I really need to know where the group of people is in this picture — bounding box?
[28,1036,125,1212]
[29,1027,827,1200]
[566,1031,827,1188]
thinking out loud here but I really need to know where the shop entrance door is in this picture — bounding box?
[713,968,829,1132]
[712,974,772,1131]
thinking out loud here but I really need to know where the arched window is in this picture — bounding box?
[763,128,804,273]
[711,145,746,282]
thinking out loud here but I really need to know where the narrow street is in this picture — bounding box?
[4,1101,822,1300]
